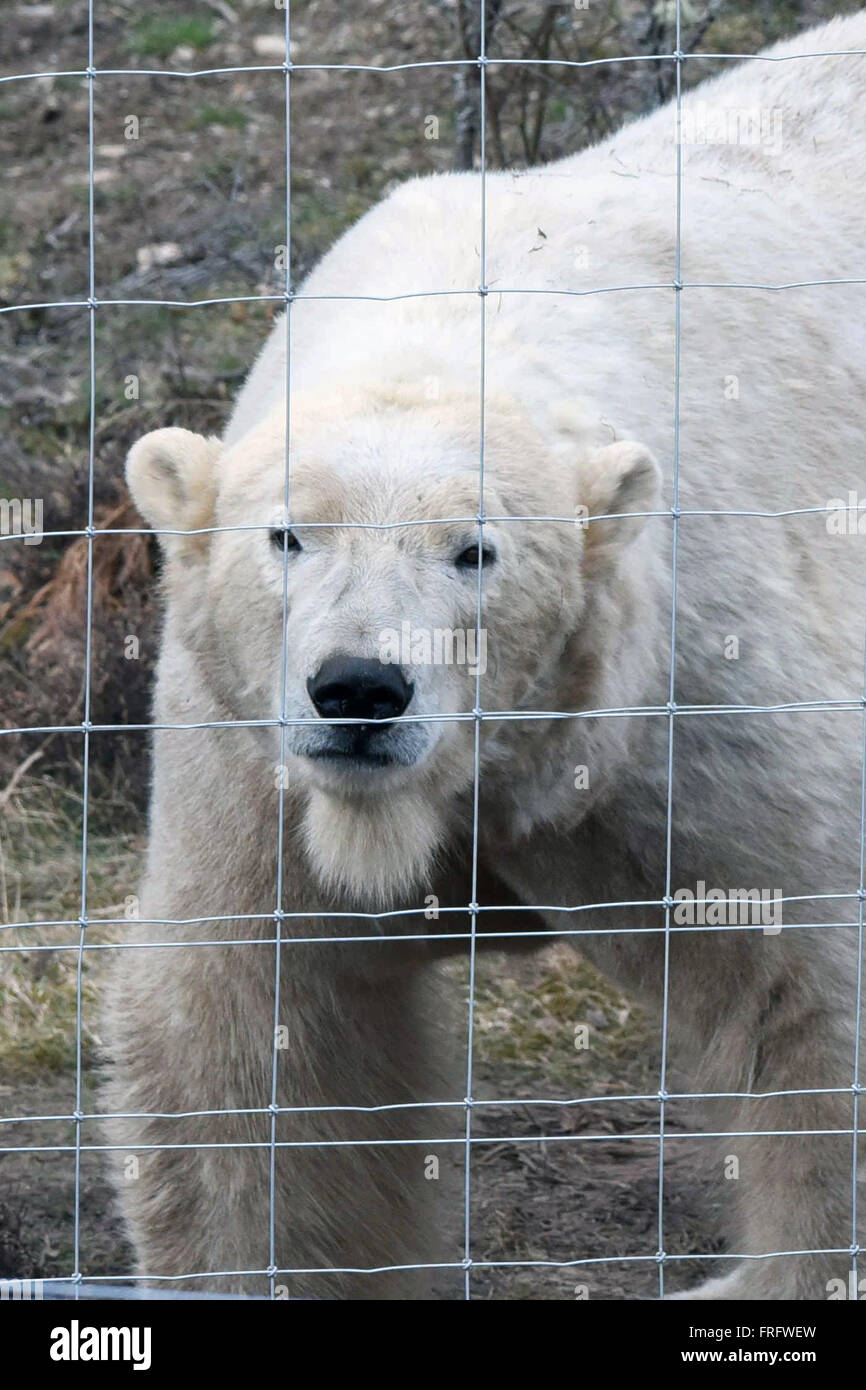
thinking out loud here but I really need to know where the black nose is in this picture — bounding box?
[307,657,414,723]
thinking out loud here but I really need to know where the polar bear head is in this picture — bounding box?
[127,384,661,904]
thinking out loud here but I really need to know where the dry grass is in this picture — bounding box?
[474,943,655,1090]
[442,941,657,1106]
[0,776,141,1077]
[0,764,651,1091]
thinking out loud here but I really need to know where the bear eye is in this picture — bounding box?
[455,542,496,570]
[269,527,302,554]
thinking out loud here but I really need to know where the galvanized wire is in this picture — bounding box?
[1,0,864,1300]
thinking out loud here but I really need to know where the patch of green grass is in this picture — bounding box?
[129,15,216,59]
[197,151,238,188]
[0,248,32,297]
[216,352,246,373]
[53,75,89,93]
[290,186,369,273]
[188,104,249,132]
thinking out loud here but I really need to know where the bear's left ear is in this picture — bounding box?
[126,427,221,552]
[577,440,662,573]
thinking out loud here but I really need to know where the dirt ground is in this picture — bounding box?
[2,1043,724,1302]
[0,0,850,1300]
[1,934,724,1300]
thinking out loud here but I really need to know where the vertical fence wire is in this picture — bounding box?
[71,0,98,1299]
[268,0,294,1304]
[656,0,685,1302]
[462,0,489,1305]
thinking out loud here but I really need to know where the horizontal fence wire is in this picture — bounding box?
[0,0,864,1298]
[4,42,866,86]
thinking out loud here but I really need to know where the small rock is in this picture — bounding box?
[136,242,182,272]
[252,35,292,59]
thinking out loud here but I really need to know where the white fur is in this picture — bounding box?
[104,14,866,1299]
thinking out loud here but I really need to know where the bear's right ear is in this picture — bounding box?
[126,428,220,544]
[578,440,662,575]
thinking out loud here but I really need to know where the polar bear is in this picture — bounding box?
[103,13,866,1300]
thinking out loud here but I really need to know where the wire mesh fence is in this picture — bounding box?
[0,0,865,1300]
